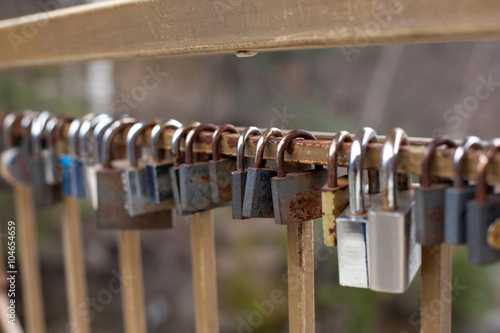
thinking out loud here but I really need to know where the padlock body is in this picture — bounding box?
[231,170,248,220]
[170,166,190,216]
[209,159,236,205]
[42,148,60,185]
[145,161,174,203]
[86,164,100,210]
[415,184,448,245]
[0,147,32,187]
[466,194,500,265]
[179,162,213,214]
[60,155,87,199]
[96,167,172,229]
[321,176,349,247]
[242,167,277,218]
[271,169,328,225]
[33,157,61,208]
[444,186,475,245]
[337,209,370,289]
[122,167,175,217]
[367,190,421,293]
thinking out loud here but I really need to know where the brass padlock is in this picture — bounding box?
[145,119,182,203]
[96,120,172,229]
[271,129,327,225]
[242,127,283,219]
[321,131,351,247]
[208,124,239,205]
[231,126,262,220]
[169,122,201,216]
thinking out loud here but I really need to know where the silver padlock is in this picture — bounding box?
[179,123,218,213]
[169,122,200,216]
[208,124,239,205]
[31,111,62,208]
[367,128,421,293]
[242,128,283,219]
[337,127,380,289]
[145,119,182,203]
[231,126,262,220]
[41,116,67,186]
[444,136,485,245]
[122,121,175,216]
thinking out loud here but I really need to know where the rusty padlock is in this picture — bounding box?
[466,143,500,265]
[169,122,201,216]
[415,137,457,245]
[242,127,283,219]
[96,120,172,229]
[321,131,351,247]
[208,124,239,205]
[145,119,182,203]
[179,124,218,214]
[271,129,328,225]
[231,126,262,220]
[444,136,486,245]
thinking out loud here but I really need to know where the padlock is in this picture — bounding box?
[169,122,200,216]
[122,121,175,216]
[145,119,182,203]
[96,120,172,229]
[42,116,70,185]
[31,111,62,208]
[208,124,239,205]
[178,123,218,213]
[0,113,11,190]
[242,128,283,218]
[321,131,351,247]
[60,115,96,199]
[271,129,328,225]
[232,126,262,220]
[444,136,485,245]
[367,128,421,293]
[337,127,380,289]
[466,144,500,265]
[415,137,457,245]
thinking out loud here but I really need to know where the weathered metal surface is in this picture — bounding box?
[271,169,327,225]
[231,171,247,220]
[367,190,421,293]
[208,159,236,205]
[60,155,87,199]
[96,167,173,229]
[321,175,349,247]
[466,194,500,265]
[179,162,214,214]
[242,167,277,219]
[444,186,476,245]
[145,161,175,203]
[415,184,448,245]
[32,157,61,208]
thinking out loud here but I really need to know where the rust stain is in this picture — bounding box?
[297,223,303,268]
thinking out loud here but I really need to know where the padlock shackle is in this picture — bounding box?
[236,126,262,172]
[44,117,58,149]
[185,123,217,164]
[171,122,200,167]
[150,119,182,162]
[101,120,136,169]
[126,121,158,168]
[211,124,239,161]
[2,113,23,149]
[453,136,484,189]
[254,127,283,169]
[349,127,379,215]
[381,128,410,211]
[475,142,500,203]
[78,114,112,161]
[31,111,51,157]
[421,136,457,187]
[67,113,96,157]
[327,131,352,188]
[20,111,37,155]
[92,117,116,164]
[276,129,317,178]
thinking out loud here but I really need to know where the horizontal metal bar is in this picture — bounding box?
[1,0,500,69]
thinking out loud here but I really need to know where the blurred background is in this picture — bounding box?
[1,1,500,333]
